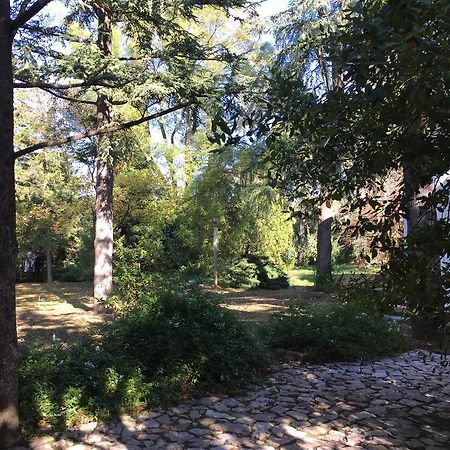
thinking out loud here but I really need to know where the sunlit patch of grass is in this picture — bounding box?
[288,268,315,287]
[16,281,92,306]
[288,264,380,287]
[16,282,103,347]
[334,264,379,275]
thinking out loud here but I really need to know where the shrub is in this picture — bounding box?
[222,257,260,288]
[19,290,268,435]
[337,275,392,315]
[223,254,289,289]
[54,260,92,282]
[104,290,267,391]
[266,301,407,362]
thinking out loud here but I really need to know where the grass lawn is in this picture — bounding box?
[288,263,379,287]
[15,264,378,344]
[16,281,107,347]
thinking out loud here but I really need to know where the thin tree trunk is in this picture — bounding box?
[93,5,114,308]
[316,201,333,285]
[213,218,219,286]
[0,2,19,446]
[45,247,53,283]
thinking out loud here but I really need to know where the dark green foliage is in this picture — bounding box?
[337,276,391,316]
[222,257,260,288]
[54,232,94,282]
[267,301,407,362]
[19,290,267,434]
[260,0,450,324]
[104,290,268,390]
[246,254,289,289]
[223,254,289,289]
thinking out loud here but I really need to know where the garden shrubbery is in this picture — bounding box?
[223,254,289,289]
[19,289,268,435]
[266,301,407,362]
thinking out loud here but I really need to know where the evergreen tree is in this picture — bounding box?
[0,0,253,445]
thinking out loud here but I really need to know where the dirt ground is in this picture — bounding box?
[204,284,335,322]
[16,282,104,347]
[16,281,335,346]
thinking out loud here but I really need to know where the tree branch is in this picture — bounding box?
[40,87,98,105]
[10,0,55,31]
[13,100,194,160]
[13,78,134,90]
[39,86,128,106]
[13,81,90,89]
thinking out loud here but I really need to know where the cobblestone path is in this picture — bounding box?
[17,351,450,450]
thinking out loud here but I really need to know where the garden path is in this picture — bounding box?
[16,350,450,450]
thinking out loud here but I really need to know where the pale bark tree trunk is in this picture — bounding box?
[314,3,345,287]
[45,247,53,283]
[316,201,334,284]
[93,5,114,308]
[315,36,333,287]
[0,2,19,446]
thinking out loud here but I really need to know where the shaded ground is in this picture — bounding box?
[16,265,376,345]
[205,285,335,323]
[16,282,106,347]
[16,276,335,345]
[16,351,450,450]
[203,264,378,323]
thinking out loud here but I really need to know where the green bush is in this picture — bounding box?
[223,254,289,289]
[104,290,267,390]
[54,260,92,282]
[337,275,392,315]
[222,257,260,288]
[19,290,268,434]
[266,301,407,362]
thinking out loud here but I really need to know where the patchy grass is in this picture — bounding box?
[16,265,378,345]
[287,268,316,287]
[288,264,379,287]
[204,285,335,323]
[16,282,108,347]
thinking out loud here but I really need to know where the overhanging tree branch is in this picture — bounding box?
[13,81,88,89]
[13,100,195,160]
[39,86,128,106]
[10,0,55,31]
[13,79,132,89]
[40,87,98,105]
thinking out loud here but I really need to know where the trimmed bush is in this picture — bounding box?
[224,254,289,289]
[266,301,407,362]
[19,290,268,434]
[222,257,260,288]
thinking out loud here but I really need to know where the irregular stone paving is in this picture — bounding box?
[16,351,450,450]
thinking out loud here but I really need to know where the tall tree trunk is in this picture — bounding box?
[403,164,439,339]
[45,247,53,283]
[314,3,345,287]
[316,201,334,285]
[0,2,19,446]
[93,6,114,307]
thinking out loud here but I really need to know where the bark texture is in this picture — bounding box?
[0,2,19,446]
[93,6,114,306]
